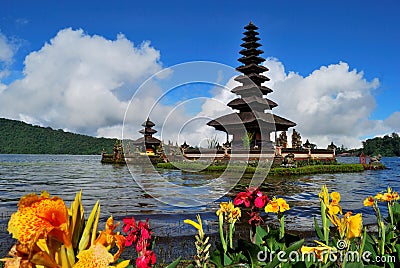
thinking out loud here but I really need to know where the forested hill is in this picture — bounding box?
[0,118,116,154]
[362,133,400,157]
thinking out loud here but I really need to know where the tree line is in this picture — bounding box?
[362,132,400,157]
[0,118,116,155]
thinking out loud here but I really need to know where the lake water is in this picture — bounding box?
[1,154,399,258]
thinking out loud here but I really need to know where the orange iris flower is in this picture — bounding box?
[8,192,71,247]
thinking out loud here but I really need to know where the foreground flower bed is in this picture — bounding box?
[1,184,400,267]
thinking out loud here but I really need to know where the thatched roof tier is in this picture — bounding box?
[234,74,270,85]
[244,22,258,30]
[238,55,265,65]
[132,136,161,145]
[236,63,268,75]
[139,127,157,135]
[141,118,155,127]
[240,41,262,49]
[239,48,263,57]
[231,84,273,96]
[242,35,260,42]
[227,96,278,111]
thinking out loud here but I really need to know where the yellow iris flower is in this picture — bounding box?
[375,186,399,202]
[301,241,334,261]
[344,212,362,239]
[184,214,204,238]
[216,201,241,223]
[265,197,290,213]
[363,196,375,207]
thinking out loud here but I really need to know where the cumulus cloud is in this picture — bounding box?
[384,112,400,132]
[0,28,163,135]
[264,58,385,148]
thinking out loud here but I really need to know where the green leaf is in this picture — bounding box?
[223,252,233,266]
[345,262,365,268]
[210,247,224,268]
[253,225,268,246]
[78,200,99,252]
[164,256,181,268]
[313,216,324,241]
[265,239,304,268]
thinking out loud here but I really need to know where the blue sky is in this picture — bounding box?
[0,0,399,148]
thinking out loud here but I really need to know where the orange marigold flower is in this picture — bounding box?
[8,192,70,247]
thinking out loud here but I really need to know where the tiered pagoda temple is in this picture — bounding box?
[132,118,161,154]
[207,22,296,149]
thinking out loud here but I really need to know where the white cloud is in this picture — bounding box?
[384,112,400,132]
[0,28,163,135]
[0,32,14,64]
[263,58,388,148]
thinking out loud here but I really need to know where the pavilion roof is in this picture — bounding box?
[207,111,296,132]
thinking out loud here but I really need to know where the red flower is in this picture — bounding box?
[248,211,263,226]
[234,187,269,209]
[254,191,269,208]
[122,217,136,233]
[136,250,156,268]
[234,191,252,207]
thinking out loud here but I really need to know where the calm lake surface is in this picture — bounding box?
[1,154,399,257]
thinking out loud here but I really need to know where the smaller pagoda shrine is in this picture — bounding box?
[132,118,161,155]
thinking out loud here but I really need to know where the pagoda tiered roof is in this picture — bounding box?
[133,117,161,146]
[207,21,296,138]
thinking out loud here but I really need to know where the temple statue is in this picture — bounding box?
[291,129,302,149]
[276,131,288,148]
